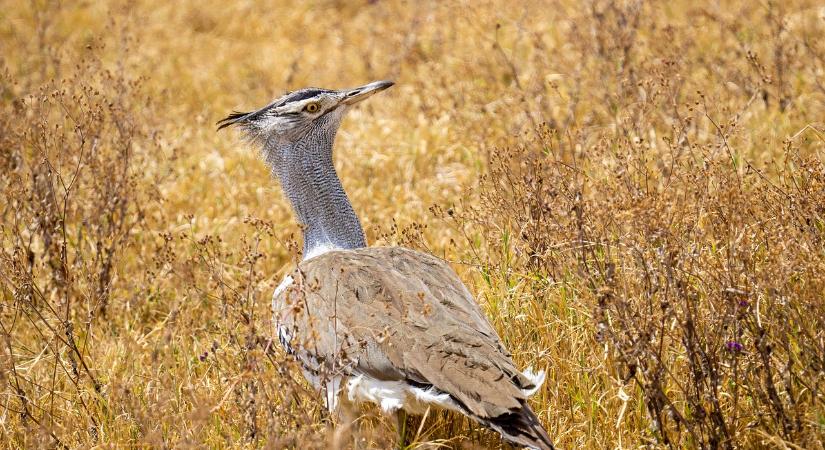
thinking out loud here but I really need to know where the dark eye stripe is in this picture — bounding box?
[282,88,332,105]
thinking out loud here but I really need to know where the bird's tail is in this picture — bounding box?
[481,403,555,450]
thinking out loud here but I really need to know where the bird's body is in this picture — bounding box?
[219,81,554,449]
[274,247,551,448]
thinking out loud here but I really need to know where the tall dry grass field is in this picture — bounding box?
[2,0,824,448]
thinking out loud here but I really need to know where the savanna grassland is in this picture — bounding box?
[2,0,825,448]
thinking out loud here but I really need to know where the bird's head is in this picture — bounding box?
[217,80,394,149]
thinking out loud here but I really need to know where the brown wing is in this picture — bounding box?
[273,246,538,419]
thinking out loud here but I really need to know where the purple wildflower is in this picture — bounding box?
[726,341,744,352]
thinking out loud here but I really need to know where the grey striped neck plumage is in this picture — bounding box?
[267,116,366,259]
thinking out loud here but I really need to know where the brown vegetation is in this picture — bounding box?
[1,0,824,448]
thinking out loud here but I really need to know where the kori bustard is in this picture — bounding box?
[218,81,554,449]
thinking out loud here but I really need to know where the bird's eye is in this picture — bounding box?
[304,102,321,113]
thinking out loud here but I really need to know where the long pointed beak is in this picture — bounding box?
[341,80,394,105]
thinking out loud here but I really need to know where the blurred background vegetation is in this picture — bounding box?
[1,0,824,448]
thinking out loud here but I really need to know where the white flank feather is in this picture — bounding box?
[346,374,460,415]
[347,375,406,413]
[272,275,295,351]
[521,366,546,396]
[273,274,294,299]
[325,377,342,412]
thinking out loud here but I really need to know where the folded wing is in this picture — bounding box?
[273,246,553,449]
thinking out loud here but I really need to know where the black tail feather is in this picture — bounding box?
[481,403,555,450]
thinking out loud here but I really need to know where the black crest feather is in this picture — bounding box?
[216,111,250,131]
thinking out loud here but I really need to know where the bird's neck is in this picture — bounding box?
[272,132,366,260]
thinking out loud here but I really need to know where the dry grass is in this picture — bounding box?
[2,0,825,448]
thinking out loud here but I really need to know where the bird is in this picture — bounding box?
[218,80,554,450]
